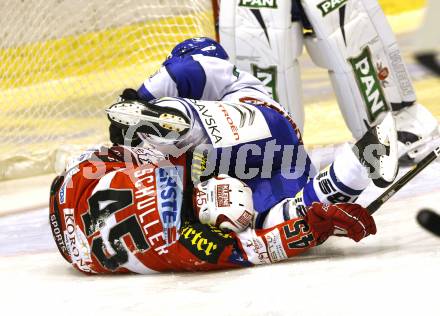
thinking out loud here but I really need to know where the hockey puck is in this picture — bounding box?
[416,209,440,237]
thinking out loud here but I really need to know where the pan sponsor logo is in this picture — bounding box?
[349,47,389,123]
[239,0,277,9]
[317,0,347,17]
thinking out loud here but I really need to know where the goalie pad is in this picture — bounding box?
[219,0,305,132]
[301,0,416,139]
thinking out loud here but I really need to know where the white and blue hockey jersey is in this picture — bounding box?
[137,54,275,105]
[131,44,369,229]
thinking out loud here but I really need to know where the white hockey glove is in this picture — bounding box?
[193,175,255,233]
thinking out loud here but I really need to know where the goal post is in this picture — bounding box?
[0,0,216,180]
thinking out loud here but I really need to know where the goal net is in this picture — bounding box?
[0,0,216,180]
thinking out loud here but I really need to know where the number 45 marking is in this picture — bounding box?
[82,189,150,271]
[283,219,314,249]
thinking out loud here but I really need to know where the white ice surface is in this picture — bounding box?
[1,160,439,316]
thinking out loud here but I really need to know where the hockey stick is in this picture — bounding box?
[367,146,440,215]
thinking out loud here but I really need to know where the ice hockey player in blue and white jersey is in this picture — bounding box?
[107,89,397,231]
[106,37,399,230]
[109,36,295,149]
[135,37,280,110]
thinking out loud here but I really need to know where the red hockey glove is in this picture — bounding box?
[305,202,377,243]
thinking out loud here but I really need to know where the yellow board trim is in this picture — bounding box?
[0,11,214,90]
[379,0,425,15]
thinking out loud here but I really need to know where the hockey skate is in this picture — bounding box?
[353,112,399,188]
[394,103,440,165]
[106,98,191,139]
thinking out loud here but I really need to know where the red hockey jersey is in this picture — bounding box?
[49,145,317,274]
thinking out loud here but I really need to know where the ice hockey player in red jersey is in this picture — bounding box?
[50,88,390,274]
[49,142,377,274]
[49,36,398,274]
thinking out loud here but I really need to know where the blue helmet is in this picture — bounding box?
[167,37,229,61]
